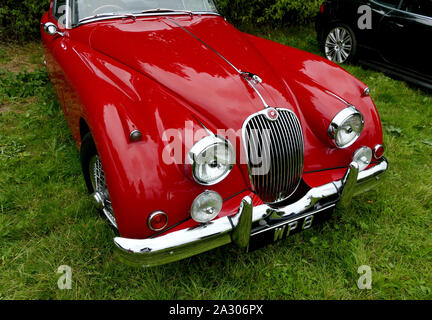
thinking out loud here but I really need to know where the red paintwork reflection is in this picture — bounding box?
[41,7,383,239]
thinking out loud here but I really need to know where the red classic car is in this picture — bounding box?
[41,0,388,267]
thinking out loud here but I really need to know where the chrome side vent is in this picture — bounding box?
[242,109,304,204]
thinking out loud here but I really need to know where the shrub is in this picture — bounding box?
[216,0,323,25]
[0,69,49,98]
[0,0,50,42]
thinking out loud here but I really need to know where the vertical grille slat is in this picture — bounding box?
[284,112,297,189]
[280,113,288,193]
[243,109,305,204]
[279,112,292,192]
[292,114,304,181]
[258,115,270,202]
[274,116,286,199]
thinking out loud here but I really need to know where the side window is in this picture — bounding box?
[52,0,67,21]
[401,0,432,16]
[374,0,403,8]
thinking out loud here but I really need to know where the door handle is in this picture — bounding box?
[389,21,405,28]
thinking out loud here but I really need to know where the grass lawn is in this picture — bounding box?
[0,25,431,300]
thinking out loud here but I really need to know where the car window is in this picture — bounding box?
[373,0,403,8]
[53,0,67,20]
[401,0,432,16]
[75,0,218,21]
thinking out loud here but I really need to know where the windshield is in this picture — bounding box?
[75,0,218,22]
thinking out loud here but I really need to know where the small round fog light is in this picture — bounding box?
[353,147,372,171]
[148,211,168,231]
[191,191,223,224]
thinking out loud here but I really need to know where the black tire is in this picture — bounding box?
[321,23,358,64]
[80,132,117,228]
[80,132,97,194]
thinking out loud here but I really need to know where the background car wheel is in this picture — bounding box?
[322,24,357,64]
[81,132,117,229]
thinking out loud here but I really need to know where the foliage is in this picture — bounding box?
[216,0,324,25]
[0,0,50,42]
[0,69,49,98]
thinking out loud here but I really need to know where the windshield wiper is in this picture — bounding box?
[137,8,194,16]
[78,8,194,24]
[79,12,136,23]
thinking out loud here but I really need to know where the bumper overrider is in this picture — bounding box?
[114,159,388,267]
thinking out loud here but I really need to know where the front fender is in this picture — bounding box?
[52,38,247,239]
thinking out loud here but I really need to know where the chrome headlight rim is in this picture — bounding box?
[328,105,365,149]
[186,135,235,186]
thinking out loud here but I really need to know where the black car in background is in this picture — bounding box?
[316,0,432,90]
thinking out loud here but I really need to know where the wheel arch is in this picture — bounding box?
[79,117,90,143]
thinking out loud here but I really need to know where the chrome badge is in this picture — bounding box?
[266,108,279,121]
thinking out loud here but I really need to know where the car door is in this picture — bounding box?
[376,0,413,68]
[397,0,432,75]
[43,0,68,111]
[358,0,403,50]
[46,0,84,141]
[379,0,432,74]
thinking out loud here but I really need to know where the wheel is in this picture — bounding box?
[81,132,117,228]
[322,24,357,64]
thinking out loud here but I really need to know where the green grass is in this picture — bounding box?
[1,26,431,300]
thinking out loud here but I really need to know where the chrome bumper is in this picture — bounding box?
[114,159,388,267]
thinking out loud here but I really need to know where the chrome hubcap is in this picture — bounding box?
[89,155,117,228]
[325,27,353,64]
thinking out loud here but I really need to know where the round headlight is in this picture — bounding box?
[191,191,223,223]
[353,147,372,171]
[187,135,235,186]
[328,106,364,148]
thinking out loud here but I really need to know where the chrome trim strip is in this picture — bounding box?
[113,159,387,267]
[326,90,352,106]
[370,0,432,20]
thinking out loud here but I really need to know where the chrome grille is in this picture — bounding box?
[243,109,304,204]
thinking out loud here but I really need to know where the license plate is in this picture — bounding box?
[247,207,334,252]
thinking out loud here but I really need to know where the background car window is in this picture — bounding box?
[401,0,432,16]
[373,0,403,8]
